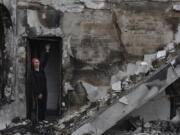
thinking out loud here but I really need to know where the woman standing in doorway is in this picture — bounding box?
[31,44,51,122]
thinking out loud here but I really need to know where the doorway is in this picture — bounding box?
[26,37,62,121]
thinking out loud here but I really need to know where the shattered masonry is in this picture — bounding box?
[1,0,180,135]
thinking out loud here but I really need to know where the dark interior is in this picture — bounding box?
[26,37,62,121]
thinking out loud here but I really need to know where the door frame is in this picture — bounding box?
[25,36,63,119]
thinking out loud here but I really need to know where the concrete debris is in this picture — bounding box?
[143,54,156,65]
[156,50,167,59]
[81,82,109,102]
[119,96,128,105]
[173,5,180,11]
[164,42,175,53]
[112,81,122,92]
[127,63,137,76]
[135,61,151,75]
[122,77,133,90]
[64,82,74,94]
[0,118,56,135]
[105,118,180,135]
[111,71,127,85]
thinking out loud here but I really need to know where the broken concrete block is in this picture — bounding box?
[156,50,167,59]
[173,5,180,11]
[144,54,156,65]
[119,96,128,105]
[111,81,122,92]
[111,75,119,84]
[82,82,109,102]
[64,82,73,94]
[127,63,138,76]
[111,71,127,84]
[135,61,151,75]
[164,42,175,52]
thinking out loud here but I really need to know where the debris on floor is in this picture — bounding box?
[0,118,56,135]
[104,117,180,135]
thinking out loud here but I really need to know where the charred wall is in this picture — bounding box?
[1,0,180,130]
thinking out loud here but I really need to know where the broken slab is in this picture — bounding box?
[111,71,127,84]
[131,91,170,122]
[144,54,156,65]
[127,63,138,76]
[72,56,180,135]
[82,82,109,102]
[173,5,180,11]
[119,96,128,105]
[111,81,122,92]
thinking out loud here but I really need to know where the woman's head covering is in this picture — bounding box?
[32,58,39,64]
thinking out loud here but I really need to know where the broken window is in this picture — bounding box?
[0,4,12,99]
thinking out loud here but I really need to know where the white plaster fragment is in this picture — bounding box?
[82,82,109,102]
[144,54,156,65]
[111,71,127,85]
[111,81,122,92]
[164,42,175,52]
[64,82,73,94]
[156,50,167,59]
[119,96,128,105]
[80,0,105,9]
[127,63,137,76]
[173,5,180,11]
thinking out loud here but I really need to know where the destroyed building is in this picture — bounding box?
[1,0,180,135]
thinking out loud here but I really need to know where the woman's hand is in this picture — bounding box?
[45,44,51,52]
[38,94,43,99]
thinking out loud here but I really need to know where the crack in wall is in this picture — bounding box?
[112,10,127,62]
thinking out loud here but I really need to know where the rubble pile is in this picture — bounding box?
[56,41,180,134]
[105,117,180,135]
[0,118,56,135]
[111,41,177,93]
[0,42,178,135]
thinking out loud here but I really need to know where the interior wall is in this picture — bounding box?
[45,44,61,110]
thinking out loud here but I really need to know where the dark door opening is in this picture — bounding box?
[26,37,62,121]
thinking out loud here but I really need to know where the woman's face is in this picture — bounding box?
[33,59,40,69]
